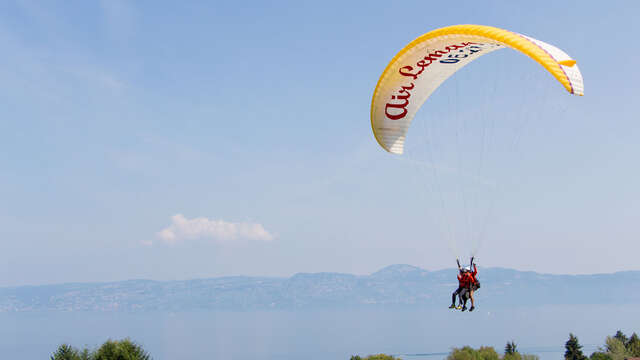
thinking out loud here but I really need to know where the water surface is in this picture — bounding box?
[2,304,633,359]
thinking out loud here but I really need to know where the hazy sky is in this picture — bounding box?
[1,0,638,286]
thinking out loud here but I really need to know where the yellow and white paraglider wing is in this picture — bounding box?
[370,24,584,154]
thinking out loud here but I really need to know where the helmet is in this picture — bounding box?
[464,266,471,272]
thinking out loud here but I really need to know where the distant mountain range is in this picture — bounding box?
[1,265,638,312]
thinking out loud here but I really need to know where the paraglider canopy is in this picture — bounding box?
[371,24,584,155]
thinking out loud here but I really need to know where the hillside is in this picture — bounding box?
[1,265,637,311]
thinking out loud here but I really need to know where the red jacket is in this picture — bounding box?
[457,273,469,287]
[457,265,478,288]
[469,264,478,284]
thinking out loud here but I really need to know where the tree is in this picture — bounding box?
[446,346,500,360]
[502,341,539,360]
[604,336,628,360]
[78,349,91,360]
[448,346,480,360]
[50,344,81,360]
[505,341,518,356]
[503,353,522,360]
[589,352,612,360]
[52,338,151,360]
[613,331,628,346]
[521,355,540,360]
[626,332,640,357]
[565,333,587,360]
[93,338,151,360]
[446,345,536,360]
[477,346,500,360]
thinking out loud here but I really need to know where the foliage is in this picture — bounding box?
[79,349,91,360]
[604,336,628,360]
[445,345,539,360]
[589,351,612,360]
[605,330,640,357]
[502,353,539,360]
[477,346,501,360]
[626,332,640,357]
[448,346,481,360]
[93,339,150,360]
[565,333,587,360]
[613,331,628,346]
[349,355,400,360]
[51,344,82,360]
[503,353,522,360]
[501,341,539,360]
[521,355,539,360]
[446,346,510,360]
[51,338,150,360]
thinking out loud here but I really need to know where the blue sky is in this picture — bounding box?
[1,0,638,286]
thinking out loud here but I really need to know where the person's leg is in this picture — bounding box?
[460,288,468,310]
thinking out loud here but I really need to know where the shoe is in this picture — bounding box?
[469,306,475,312]
[455,305,462,310]
[449,304,456,309]
[461,306,467,311]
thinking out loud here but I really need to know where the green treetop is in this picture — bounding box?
[565,333,587,360]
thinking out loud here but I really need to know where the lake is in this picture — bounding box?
[2,304,634,359]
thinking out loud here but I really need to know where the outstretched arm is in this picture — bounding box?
[456,258,461,269]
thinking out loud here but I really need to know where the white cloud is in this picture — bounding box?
[155,214,274,245]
